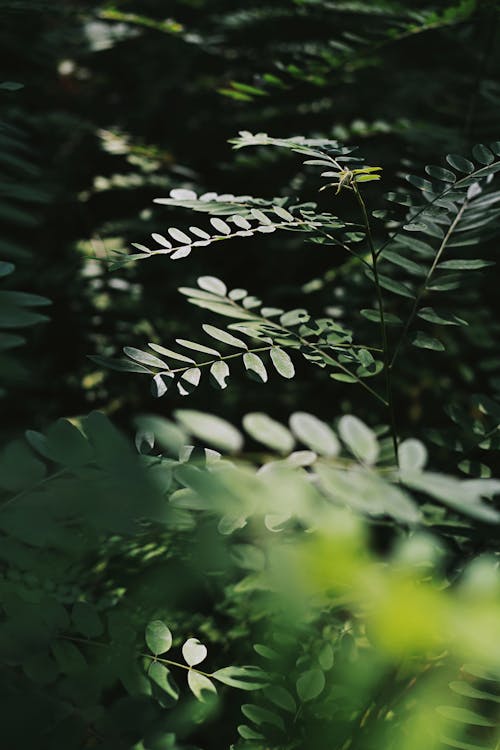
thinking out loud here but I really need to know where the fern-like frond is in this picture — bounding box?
[91,276,385,401]
[111,191,345,269]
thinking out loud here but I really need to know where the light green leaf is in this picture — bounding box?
[123,347,168,369]
[210,360,230,389]
[149,343,195,364]
[168,227,192,244]
[151,371,174,398]
[273,205,294,221]
[197,276,227,296]
[280,309,310,327]
[330,372,358,383]
[189,298,256,319]
[338,415,379,464]
[243,412,295,454]
[175,410,243,453]
[178,367,201,396]
[176,339,220,357]
[398,439,427,472]
[182,638,207,666]
[210,218,231,235]
[212,666,269,690]
[187,670,217,701]
[289,412,339,457]
[270,347,295,379]
[202,324,247,349]
[243,352,268,382]
[135,416,187,455]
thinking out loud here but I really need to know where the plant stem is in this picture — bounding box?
[353,183,399,465]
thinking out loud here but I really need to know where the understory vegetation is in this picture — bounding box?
[1,2,499,749]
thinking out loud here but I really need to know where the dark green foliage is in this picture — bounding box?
[1,1,500,749]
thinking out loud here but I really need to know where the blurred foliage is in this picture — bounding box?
[1,0,499,748]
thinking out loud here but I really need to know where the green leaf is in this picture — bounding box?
[0,439,46,492]
[88,355,152,374]
[471,144,494,165]
[242,703,285,730]
[375,274,415,299]
[243,352,268,383]
[148,661,179,700]
[264,685,297,713]
[448,681,500,702]
[361,309,402,325]
[212,666,269,690]
[318,643,334,671]
[417,308,467,326]
[175,410,243,453]
[381,251,424,276]
[436,706,495,727]
[425,165,456,182]
[411,331,445,351]
[202,324,247,349]
[338,415,379,464]
[437,259,493,270]
[243,412,295,454]
[270,347,295,379]
[446,154,474,173]
[296,668,325,702]
[188,670,217,701]
[330,372,358,383]
[289,412,339,457]
[237,725,264,740]
[182,638,207,666]
[145,621,173,655]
